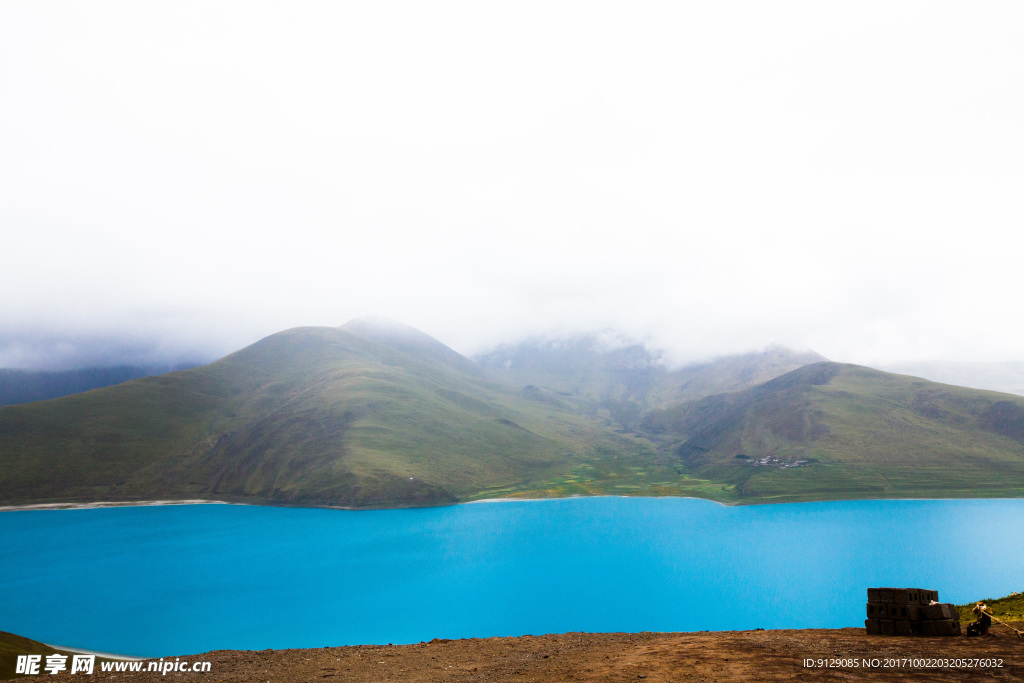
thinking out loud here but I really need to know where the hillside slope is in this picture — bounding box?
[0,631,65,680]
[0,365,200,406]
[883,360,1024,397]
[0,323,655,508]
[476,336,825,428]
[3,328,1023,508]
[640,362,1024,502]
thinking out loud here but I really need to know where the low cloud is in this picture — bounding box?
[1,3,1022,369]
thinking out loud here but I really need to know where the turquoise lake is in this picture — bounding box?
[2,497,1023,657]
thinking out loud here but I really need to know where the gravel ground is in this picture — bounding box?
[5,627,1022,682]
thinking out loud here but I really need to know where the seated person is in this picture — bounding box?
[965,603,992,637]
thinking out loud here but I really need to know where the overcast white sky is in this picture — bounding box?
[1,1,1022,370]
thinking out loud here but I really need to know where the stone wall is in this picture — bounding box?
[865,587,960,636]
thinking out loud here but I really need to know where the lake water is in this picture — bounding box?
[2,497,1023,657]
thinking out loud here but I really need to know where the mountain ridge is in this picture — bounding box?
[2,321,1023,508]
[476,335,827,429]
[882,360,1024,397]
[0,324,656,508]
[640,361,1024,501]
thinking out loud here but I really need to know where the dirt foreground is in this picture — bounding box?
[7,627,1022,683]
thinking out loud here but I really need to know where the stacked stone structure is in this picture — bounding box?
[865,587,961,636]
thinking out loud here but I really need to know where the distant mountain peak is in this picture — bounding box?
[675,345,829,370]
[340,317,481,375]
[340,315,416,335]
[341,317,444,347]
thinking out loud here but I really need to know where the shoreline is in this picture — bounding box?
[463,494,729,506]
[43,643,147,662]
[0,499,234,512]
[3,493,1023,513]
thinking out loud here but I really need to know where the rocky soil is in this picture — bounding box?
[6,626,1022,682]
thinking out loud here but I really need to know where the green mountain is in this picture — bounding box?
[639,362,1024,502]
[2,323,1022,509]
[0,321,660,508]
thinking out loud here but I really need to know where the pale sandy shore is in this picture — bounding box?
[0,499,232,512]
[3,494,1009,513]
[43,643,146,661]
[464,494,726,505]
[464,497,547,504]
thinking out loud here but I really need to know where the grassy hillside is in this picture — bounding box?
[640,362,1024,503]
[0,631,127,679]
[883,360,1024,397]
[0,322,689,508]
[0,631,64,679]
[2,324,1023,509]
[956,592,1024,627]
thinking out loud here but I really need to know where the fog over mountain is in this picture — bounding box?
[2,3,1022,370]
[0,364,201,406]
[0,330,215,372]
[882,361,1024,398]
